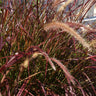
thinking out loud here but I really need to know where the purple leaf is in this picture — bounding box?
[0,36,5,51]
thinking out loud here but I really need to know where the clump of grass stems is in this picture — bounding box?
[0,0,96,95]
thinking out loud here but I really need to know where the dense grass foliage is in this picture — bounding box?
[0,0,96,95]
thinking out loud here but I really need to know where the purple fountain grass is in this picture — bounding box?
[0,0,96,96]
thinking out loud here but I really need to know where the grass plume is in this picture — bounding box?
[44,21,91,50]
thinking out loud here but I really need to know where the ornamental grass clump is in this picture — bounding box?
[0,0,96,95]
